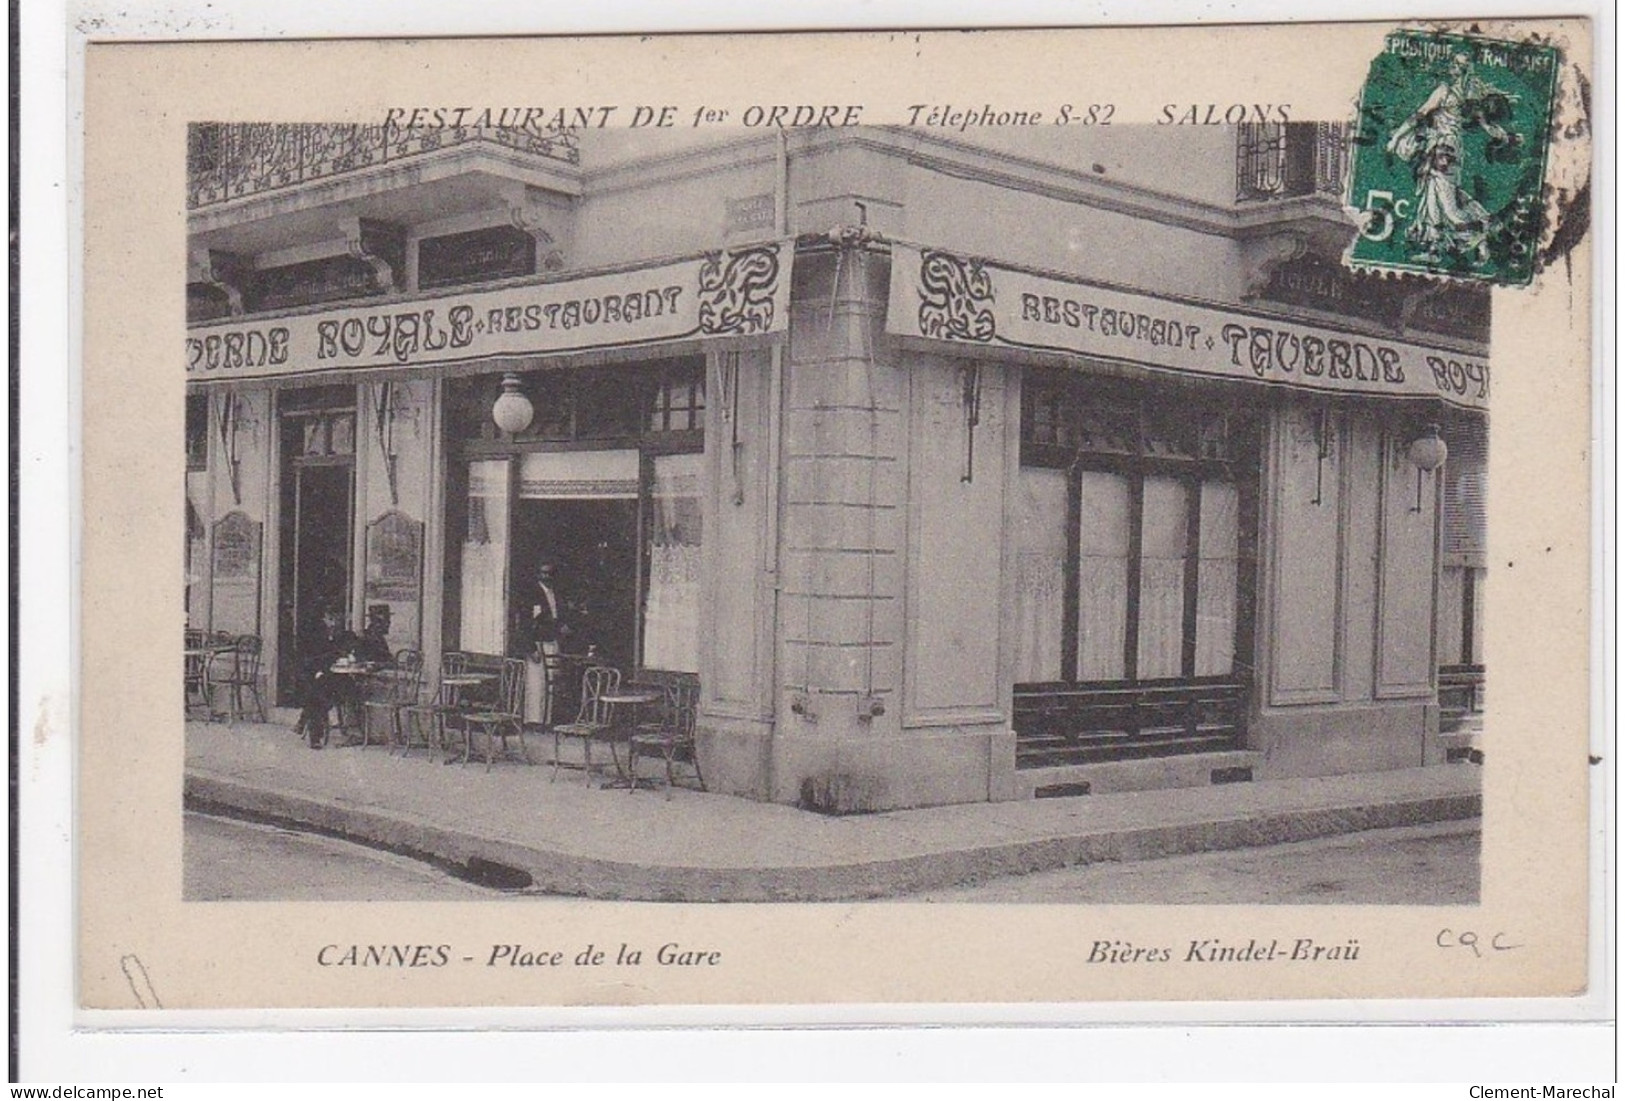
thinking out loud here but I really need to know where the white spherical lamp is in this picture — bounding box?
[491,373,534,435]
[1406,423,1448,512]
[1407,423,1449,473]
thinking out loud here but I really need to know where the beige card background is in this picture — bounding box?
[77,22,1595,1013]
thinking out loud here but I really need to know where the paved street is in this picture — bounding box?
[900,820,1481,904]
[184,812,511,901]
[186,809,1478,905]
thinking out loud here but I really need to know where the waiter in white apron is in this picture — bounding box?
[524,561,565,724]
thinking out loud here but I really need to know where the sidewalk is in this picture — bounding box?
[185,717,1482,902]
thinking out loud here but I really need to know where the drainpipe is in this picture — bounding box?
[763,127,789,799]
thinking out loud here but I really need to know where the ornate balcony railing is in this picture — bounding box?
[1236,121,1348,203]
[187,122,579,209]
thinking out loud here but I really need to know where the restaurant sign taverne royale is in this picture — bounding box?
[186,230,1486,413]
[185,241,791,383]
[887,244,1490,412]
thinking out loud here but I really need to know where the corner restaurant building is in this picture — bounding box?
[184,124,1489,811]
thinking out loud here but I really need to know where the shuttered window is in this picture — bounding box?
[1441,421,1488,562]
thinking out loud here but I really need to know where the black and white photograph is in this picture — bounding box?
[61,19,1598,1027]
[179,117,1492,909]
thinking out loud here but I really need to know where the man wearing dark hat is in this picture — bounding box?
[294,605,359,749]
[354,603,395,666]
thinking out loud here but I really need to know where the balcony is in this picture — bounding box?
[1235,121,1348,203]
[187,122,579,210]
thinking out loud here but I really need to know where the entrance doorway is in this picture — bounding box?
[277,397,357,703]
[512,497,639,670]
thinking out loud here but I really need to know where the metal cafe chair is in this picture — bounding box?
[359,648,421,750]
[458,657,530,771]
[206,634,266,723]
[628,677,704,794]
[550,665,621,782]
[183,629,221,720]
[439,652,504,761]
[396,650,468,758]
[184,650,209,718]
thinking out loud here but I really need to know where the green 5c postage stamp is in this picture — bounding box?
[1347,30,1560,285]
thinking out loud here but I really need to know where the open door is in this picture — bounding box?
[276,396,357,703]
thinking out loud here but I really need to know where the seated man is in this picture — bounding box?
[353,604,395,667]
[295,606,359,750]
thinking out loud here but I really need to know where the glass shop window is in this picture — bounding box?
[458,459,511,655]
[648,362,706,434]
[642,451,703,673]
[1014,377,1257,688]
[445,359,709,673]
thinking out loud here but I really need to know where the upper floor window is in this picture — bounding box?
[1236,122,1347,202]
[418,225,538,290]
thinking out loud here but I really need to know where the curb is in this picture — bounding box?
[185,769,1481,902]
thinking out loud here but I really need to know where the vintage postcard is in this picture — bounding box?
[71,17,1598,1018]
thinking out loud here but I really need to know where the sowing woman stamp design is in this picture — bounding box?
[1347,30,1560,285]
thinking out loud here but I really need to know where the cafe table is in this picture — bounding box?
[592,687,665,790]
[325,661,389,744]
[436,672,496,764]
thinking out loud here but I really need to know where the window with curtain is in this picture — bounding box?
[1013,468,1067,682]
[1075,470,1130,681]
[1136,475,1190,680]
[1194,481,1241,675]
[642,452,703,673]
[1017,376,1256,689]
[458,459,509,654]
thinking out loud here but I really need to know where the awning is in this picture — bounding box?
[886,244,1489,412]
[186,241,791,387]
